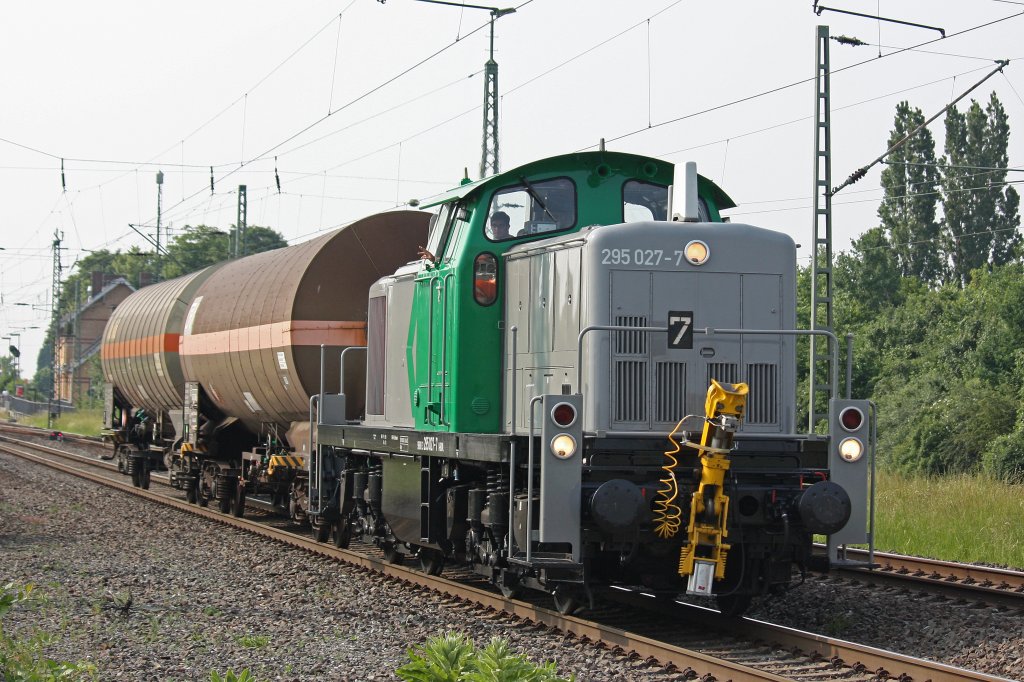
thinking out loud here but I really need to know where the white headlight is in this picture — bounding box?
[838,437,863,462]
[684,240,710,265]
[550,434,577,459]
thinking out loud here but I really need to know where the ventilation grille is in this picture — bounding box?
[614,316,648,355]
[614,360,647,423]
[366,296,387,416]
[706,363,738,386]
[655,362,687,423]
[746,363,778,424]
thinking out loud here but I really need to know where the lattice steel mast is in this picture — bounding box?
[407,1,515,179]
[809,25,835,431]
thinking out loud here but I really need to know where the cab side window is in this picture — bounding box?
[486,177,577,241]
[424,203,454,257]
[623,180,711,222]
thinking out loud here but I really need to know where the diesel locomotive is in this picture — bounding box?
[101,150,874,615]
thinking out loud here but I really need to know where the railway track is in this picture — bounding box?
[7,422,1022,611]
[0,433,1013,682]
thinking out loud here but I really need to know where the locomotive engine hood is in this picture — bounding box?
[503,220,797,436]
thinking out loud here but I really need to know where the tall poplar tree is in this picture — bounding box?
[878,102,942,284]
[941,92,1020,286]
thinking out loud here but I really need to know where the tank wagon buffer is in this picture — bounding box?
[309,151,875,614]
[99,212,430,514]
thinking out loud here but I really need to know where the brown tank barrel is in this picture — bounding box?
[179,210,429,433]
[100,266,221,413]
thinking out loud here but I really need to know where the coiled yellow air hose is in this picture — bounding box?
[653,418,687,539]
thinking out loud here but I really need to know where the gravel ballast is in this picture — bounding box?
[1,450,1022,681]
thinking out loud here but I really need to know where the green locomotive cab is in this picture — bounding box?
[407,152,734,434]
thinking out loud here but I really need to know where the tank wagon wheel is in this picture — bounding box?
[715,594,752,617]
[332,520,352,549]
[218,495,231,514]
[552,586,582,616]
[417,548,445,576]
[496,572,522,599]
[382,542,404,565]
[498,583,521,600]
[230,485,246,518]
[140,467,151,490]
[130,467,142,488]
[311,520,330,543]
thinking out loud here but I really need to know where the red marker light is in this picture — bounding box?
[551,402,577,427]
[839,406,864,432]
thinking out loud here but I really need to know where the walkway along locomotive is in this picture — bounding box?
[101,151,874,615]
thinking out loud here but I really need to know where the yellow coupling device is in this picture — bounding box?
[678,380,748,595]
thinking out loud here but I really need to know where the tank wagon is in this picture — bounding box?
[103,151,874,615]
[101,211,430,513]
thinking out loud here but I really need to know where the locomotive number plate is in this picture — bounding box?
[668,311,694,349]
[600,248,691,267]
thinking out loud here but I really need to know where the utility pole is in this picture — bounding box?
[49,229,64,428]
[155,170,164,280]
[235,184,247,259]
[406,1,515,179]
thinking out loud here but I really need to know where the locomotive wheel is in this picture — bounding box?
[332,520,352,549]
[311,520,330,543]
[382,542,404,565]
[417,548,445,576]
[140,467,151,490]
[230,486,246,518]
[196,485,209,508]
[130,467,141,488]
[552,586,582,616]
[715,594,752,617]
[186,484,197,504]
[218,495,231,514]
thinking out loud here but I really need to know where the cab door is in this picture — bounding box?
[410,203,467,430]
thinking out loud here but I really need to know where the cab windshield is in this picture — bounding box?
[485,177,577,242]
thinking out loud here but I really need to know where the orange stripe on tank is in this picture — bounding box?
[179,320,367,356]
[101,334,180,360]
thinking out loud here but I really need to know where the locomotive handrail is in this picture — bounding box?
[574,325,841,434]
[313,344,327,517]
[339,346,367,394]
[696,328,840,403]
[308,393,320,515]
[574,324,668,390]
[509,326,518,437]
[525,395,543,564]
[507,325,519,558]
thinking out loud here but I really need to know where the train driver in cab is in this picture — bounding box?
[487,211,512,240]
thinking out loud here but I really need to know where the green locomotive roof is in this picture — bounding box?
[419,150,737,211]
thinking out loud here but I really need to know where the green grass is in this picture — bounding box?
[873,469,1024,569]
[19,409,103,438]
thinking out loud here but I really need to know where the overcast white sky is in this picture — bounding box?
[2,0,1022,379]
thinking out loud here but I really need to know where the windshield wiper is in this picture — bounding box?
[518,176,558,223]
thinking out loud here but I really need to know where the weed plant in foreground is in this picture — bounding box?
[873,470,1024,569]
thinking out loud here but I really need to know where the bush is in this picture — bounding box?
[880,377,1015,475]
[396,632,572,682]
[983,429,1024,483]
